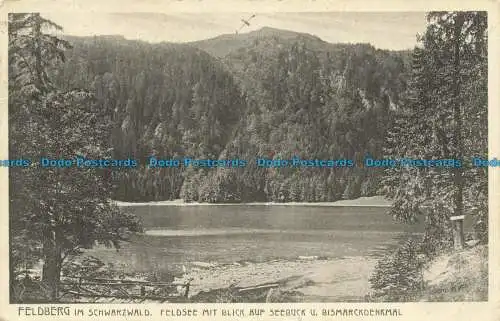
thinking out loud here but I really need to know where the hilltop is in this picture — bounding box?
[188,27,330,58]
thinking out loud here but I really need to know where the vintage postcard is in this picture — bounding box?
[0,0,498,320]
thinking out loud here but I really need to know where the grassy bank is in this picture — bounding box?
[418,244,488,301]
[367,243,488,302]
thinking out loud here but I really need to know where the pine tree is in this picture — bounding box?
[9,13,142,302]
[380,12,488,252]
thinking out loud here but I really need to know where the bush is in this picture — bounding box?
[369,238,425,301]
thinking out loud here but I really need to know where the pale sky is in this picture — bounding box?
[43,12,428,50]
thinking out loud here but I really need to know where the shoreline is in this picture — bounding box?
[177,255,377,301]
[56,253,379,303]
[114,196,392,208]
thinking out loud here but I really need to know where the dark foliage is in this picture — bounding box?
[369,237,425,301]
[52,31,410,202]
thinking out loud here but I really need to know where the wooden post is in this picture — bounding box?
[76,277,82,299]
[450,215,465,250]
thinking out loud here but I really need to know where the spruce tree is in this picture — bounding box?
[380,12,488,252]
[9,13,142,302]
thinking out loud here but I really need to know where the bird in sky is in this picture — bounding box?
[236,14,256,34]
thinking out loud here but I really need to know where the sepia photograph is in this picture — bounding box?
[7,10,488,306]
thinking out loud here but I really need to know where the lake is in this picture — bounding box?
[90,204,425,276]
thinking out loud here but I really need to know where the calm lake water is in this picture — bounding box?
[91,205,427,275]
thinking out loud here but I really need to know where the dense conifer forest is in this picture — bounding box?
[53,28,410,202]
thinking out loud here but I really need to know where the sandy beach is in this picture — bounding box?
[178,256,377,302]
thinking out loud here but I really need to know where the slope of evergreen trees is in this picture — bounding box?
[52,31,410,202]
[218,37,409,202]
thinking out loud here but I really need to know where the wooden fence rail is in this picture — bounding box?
[59,276,193,303]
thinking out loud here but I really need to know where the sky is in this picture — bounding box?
[43,12,428,50]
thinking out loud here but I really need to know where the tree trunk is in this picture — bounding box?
[9,258,16,303]
[452,219,465,250]
[41,229,62,301]
[32,13,45,94]
[452,13,465,250]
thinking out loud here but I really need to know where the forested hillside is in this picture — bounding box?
[213,31,409,202]
[52,29,410,202]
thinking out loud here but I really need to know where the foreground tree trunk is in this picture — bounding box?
[41,230,62,301]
